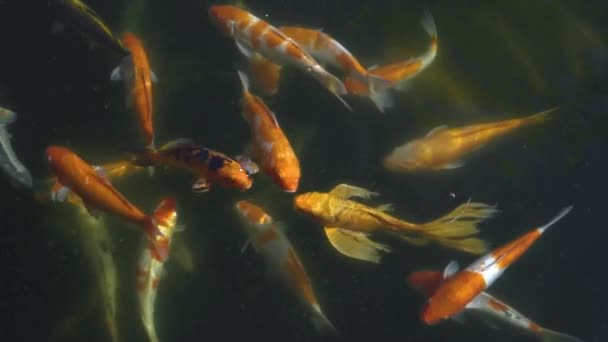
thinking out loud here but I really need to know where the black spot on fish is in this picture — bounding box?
[208,155,225,171]
[198,148,209,162]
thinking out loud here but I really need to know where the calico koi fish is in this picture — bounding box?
[235,200,336,333]
[111,32,158,149]
[343,12,438,112]
[383,107,557,172]
[130,139,255,192]
[136,198,178,342]
[209,5,351,110]
[420,206,573,325]
[0,107,32,188]
[46,145,170,260]
[237,71,300,192]
[51,0,128,56]
[408,269,582,342]
[293,183,498,263]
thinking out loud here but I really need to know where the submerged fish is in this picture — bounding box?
[136,198,178,342]
[237,71,300,192]
[293,184,498,263]
[408,269,582,342]
[420,206,572,325]
[51,0,128,56]
[46,146,170,260]
[343,12,438,112]
[383,108,557,172]
[111,32,158,150]
[209,5,351,110]
[247,53,283,96]
[235,200,337,333]
[130,139,255,192]
[0,107,32,188]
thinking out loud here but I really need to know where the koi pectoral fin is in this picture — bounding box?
[329,183,379,200]
[324,227,391,263]
[192,178,211,193]
[51,182,71,203]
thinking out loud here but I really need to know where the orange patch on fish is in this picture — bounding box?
[284,248,317,306]
[487,298,509,312]
[491,230,541,269]
[255,228,280,246]
[152,277,161,290]
[249,20,267,49]
[529,322,543,333]
[264,30,284,49]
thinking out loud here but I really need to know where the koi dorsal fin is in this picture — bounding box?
[159,138,196,151]
[426,125,448,137]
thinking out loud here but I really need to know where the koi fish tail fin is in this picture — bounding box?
[413,201,499,254]
[541,328,583,342]
[144,197,178,262]
[420,11,438,69]
[522,107,559,126]
[537,205,573,234]
[325,227,392,263]
[312,68,352,111]
[370,89,395,113]
[310,304,338,335]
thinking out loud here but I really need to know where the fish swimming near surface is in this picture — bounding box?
[383,107,558,172]
[408,269,583,342]
[46,145,171,260]
[0,107,32,188]
[419,206,573,325]
[343,12,438,112]
[293,183,498,263]
[130,139,256,192]
[136,197,178,342]
[208,5,351,110]
[111,32,158,150]
[235,200,337,334]
[51,0,128,56]
[237,70,300,192]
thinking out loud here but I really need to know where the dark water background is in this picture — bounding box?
[1,0,607,341]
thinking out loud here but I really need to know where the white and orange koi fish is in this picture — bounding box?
[136,198,178,342]
[408,269,583,342]
[209,5,351,110]
[235,200,337,333]
[421,206,573,325]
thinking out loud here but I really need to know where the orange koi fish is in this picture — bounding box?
[408,269,582,342]
[235,200,337,333]
[46,145,170,260]
[209,5,350,110]
[136,198,178,342]
[247,53,283,96]
[420,206,572,325]
[344,12,438,112]
[131,139,255,192]
[278,26,390,93]
[237,71,300,192]
[383,107,557,172]
[111,32,157,149]
[293,184,498,263]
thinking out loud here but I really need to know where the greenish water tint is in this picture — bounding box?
[0,1,606,341]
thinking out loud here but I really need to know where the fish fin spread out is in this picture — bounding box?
[369,89,395,113]
[159,138,196,151]
[351,71,392,105]
[151,71,158,83]
[192,178,210,193]
[412,201,499,255]
[387,232,430,246]
[324,227,391,263]
[312,70,352,111]
[442,260,459,278]
[235,40,253,58]
[522,107,559,126]
[145,197,177,262]
[537,206,573,234]
[51,181,71,203]
[439,160,465,170]
[375,203,394,212]
[110,65,122,81]
[329,183,378,200]
[421,10,438,40]
[540,328,584,342]
[426,124,448,137]
[310,305,339,335]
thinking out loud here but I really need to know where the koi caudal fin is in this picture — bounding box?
[143,197,178,262]
[521,107,559,126]
[311,66,352,111]
[409,201,499,255]
[541,328,583,342]
[310,304,338,335]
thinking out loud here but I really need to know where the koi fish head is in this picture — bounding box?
[46,145,74,175]
[293,192,328,220]
[214,158,253,190]
[235,200,272,225]
[275,165,300,193]
[209,5,245,36]
[121,32,140,49]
